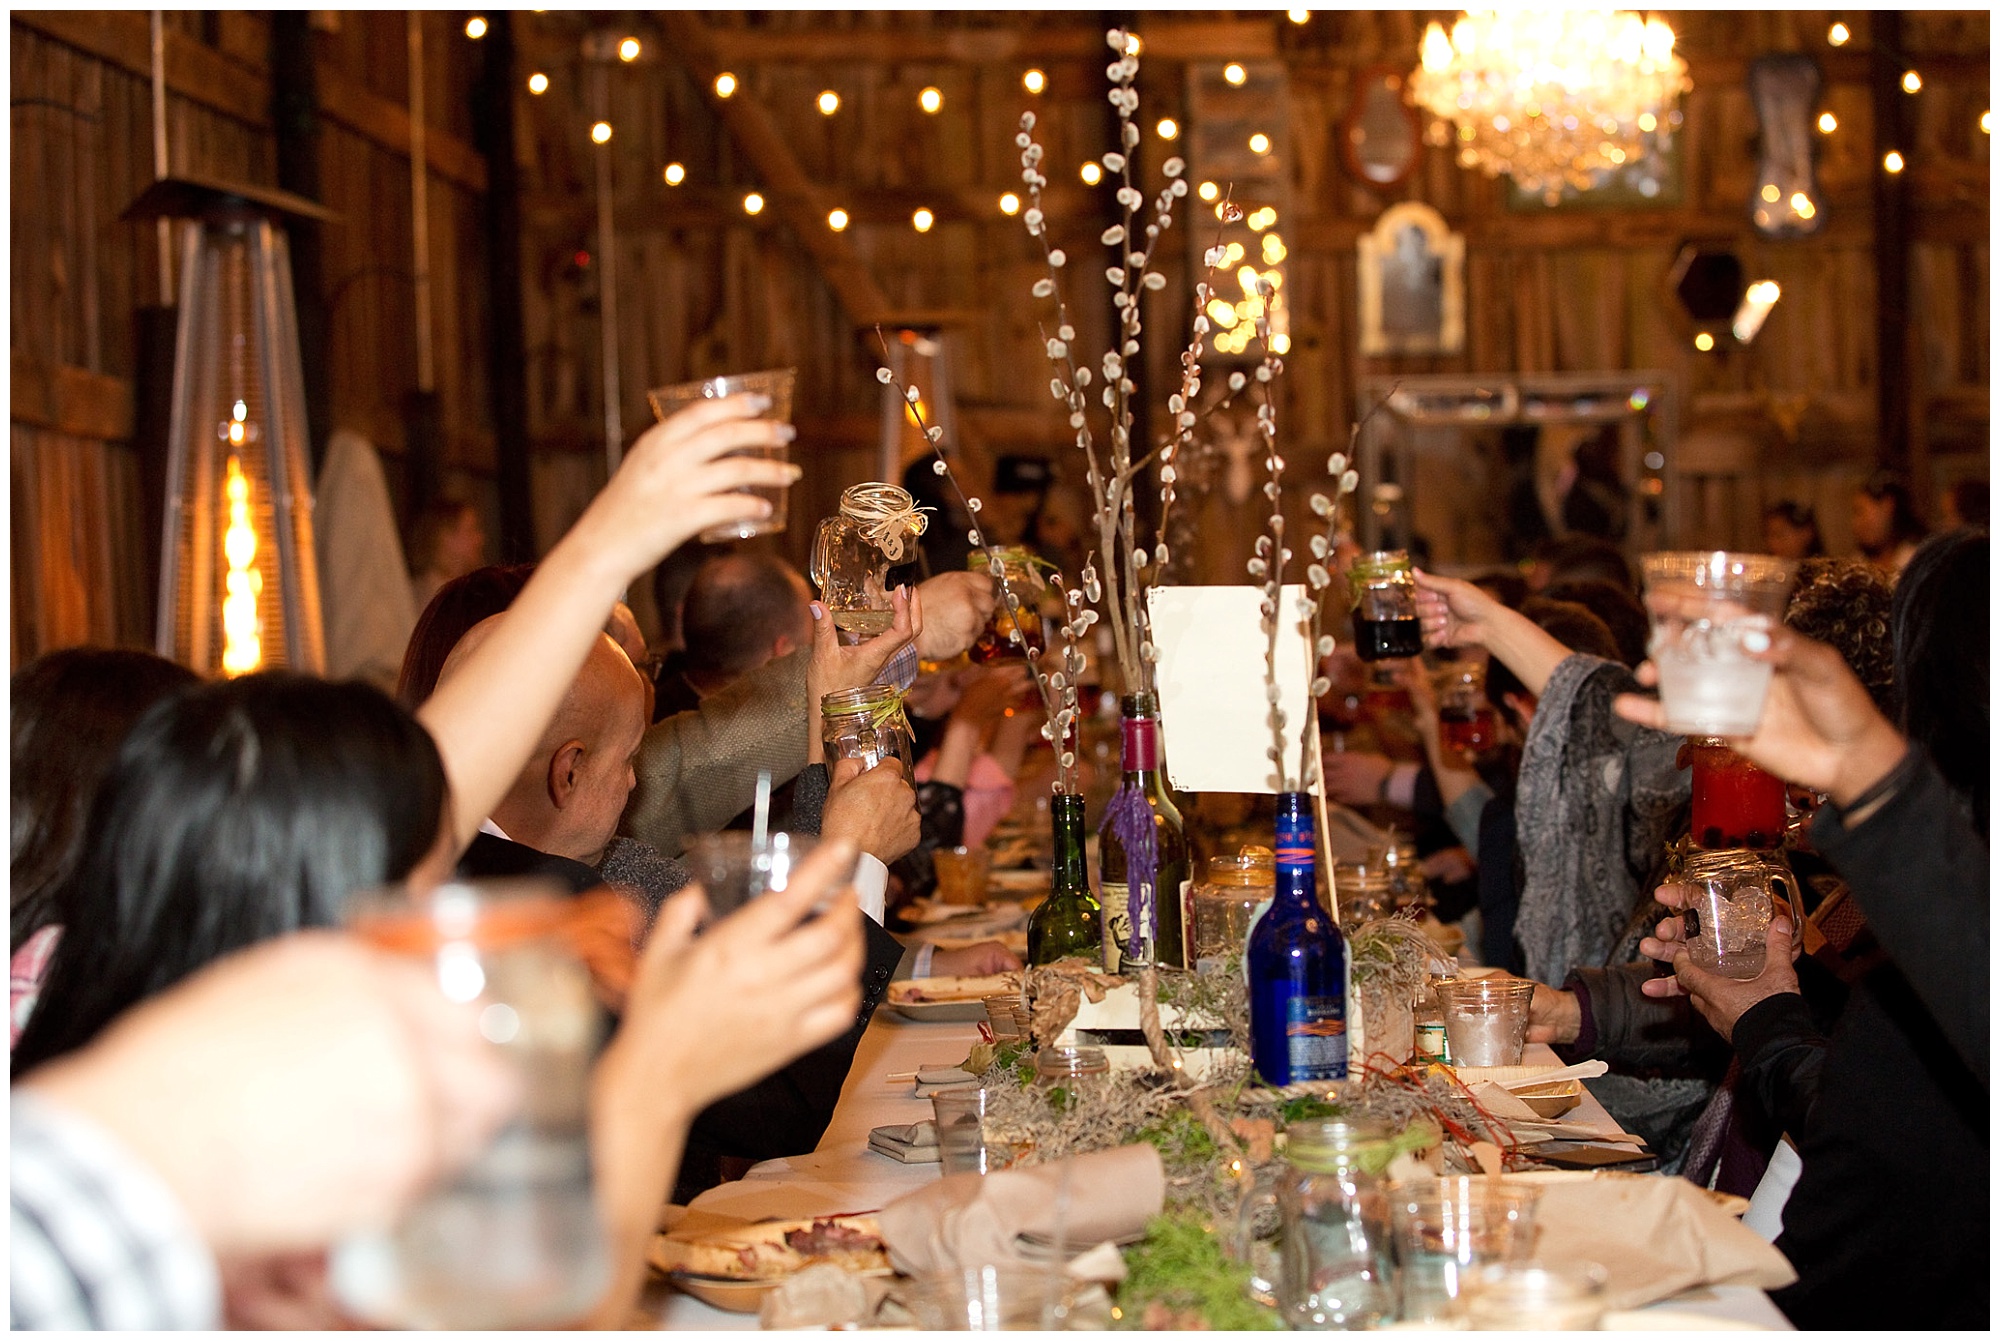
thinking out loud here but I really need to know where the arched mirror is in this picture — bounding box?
[1342,66,1421,189]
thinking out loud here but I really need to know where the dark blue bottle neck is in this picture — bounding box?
[1274,791,1317,912]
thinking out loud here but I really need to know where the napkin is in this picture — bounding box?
[1529,1174,1797,1311]
[914,1068,980,1097]
[869,1121,941,1164]
[877,1144,1164,1278]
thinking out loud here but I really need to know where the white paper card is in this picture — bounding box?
[1146,584,1317,795]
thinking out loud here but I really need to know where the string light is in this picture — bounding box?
[1827,21,1850,45]
[1123,33,1142,56]
[919,86,943,114]
[1080,161,1103,185]
[1156,117,1179,139]
[464,16,487,39]
[663,162,685,185]
[1818,111,1837,134]
[618,37,641,62]
[1249,132,1272,155]
[1883,150,1905,173]
[1694,331,1715,352]
[744,192,765,214]
[1901,70,1922,94]
[527,72,548,95]
[817,90,840,115]
[590,121,612,144]
[1197,180,1219,202]
[1022,69,1046,94]
[1760,184,1781,203]
[1288,9,1310,23]
[827,208,849,231]
[1224,62,1248,86]
[1982,111,1992,134]
[998,192,1021,215]
[714,72,737,98]
[912,207,935,233]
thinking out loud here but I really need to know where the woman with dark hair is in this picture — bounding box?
[1849,470,1928,577]
[396,562,535,708]
[11,649,200,1046]
[13,675,449,1075]
[1762,500,1825,561]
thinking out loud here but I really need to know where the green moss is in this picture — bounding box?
[1116,1209,1280,1330]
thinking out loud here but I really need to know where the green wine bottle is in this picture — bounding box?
[1027,793,1101,965]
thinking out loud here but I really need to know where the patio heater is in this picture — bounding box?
[124,175,333,676]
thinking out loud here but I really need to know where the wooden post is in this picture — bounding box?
[1869,12,1918,491]
[270,11,332,476]
[476,12,535,563]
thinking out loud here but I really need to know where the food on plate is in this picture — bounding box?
[887,971,1022,1005]
[658,1213,889,1281]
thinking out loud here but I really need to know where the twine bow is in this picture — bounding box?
[839,483,930,564]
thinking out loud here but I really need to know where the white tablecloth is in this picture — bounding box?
[642,1013,1792,1330]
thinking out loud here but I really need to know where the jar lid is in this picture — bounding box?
[1347,550,1413,587]
[1035,1044,1109,1079]
[821,683,905,718]
[1286,1117,1397,1173]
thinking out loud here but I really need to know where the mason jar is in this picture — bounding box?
[1190,848,1275,971]
[968,545,1049,663]
[820,684,915,774]
[1238,1118,1398,1330]
[809,483,927,642]
[1346,550,1422,662]
[1678,848,1803,980]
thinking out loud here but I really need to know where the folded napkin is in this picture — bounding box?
[914,1068,980,1097]
[1530,1174,1796,1311]
[869,1121,942,1164]
[877,1144,1164,1278]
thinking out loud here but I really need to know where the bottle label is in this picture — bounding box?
[1101,883,1144,974]
[1414,1020,1450,1066]
[1285,995,1349,1081]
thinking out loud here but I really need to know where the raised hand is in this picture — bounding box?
[1637,880,1803,1043]
[914,569,999,662]
[821,755,923,864]
[1613,611,1907,805]
[1412,568,1505,650]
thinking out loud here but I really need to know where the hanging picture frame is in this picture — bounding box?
[1357,202,1465,357]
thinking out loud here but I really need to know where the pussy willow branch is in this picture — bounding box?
[871,334,1076,791]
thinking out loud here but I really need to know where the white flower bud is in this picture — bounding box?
[1311,677,1331,698]
[1143,272,1166,290]
[969,530,983,545]
[1116,187,1142,209]
[927,425,944,442]
[1204,246,1226,267]
[1229,371,1247,391]
[1256,365,1273,382]
[1075,367,1091,386]
[1309,495,1332,517]
[1160,465,1177,484]
[1170,179,1188,198]
[1247,557,1268,577]
[1122,120,1141,147]
[875,367,893,384]
[1106,267,1125,285]
[1032,278,1055,299]
[933,459,949,476]
[1102,152,1126,172]
[1309,533,1328,557]
[1020,111,1037,130]
[1192,316,1210,335]
[1328,452,1348,476]
[1341,469,1360,493]
[1317,635,1336,657]
[1047,339,1067,358]
[1162,157,1185,178]
[905,386,921,403]
[1069,412,1084,428]
[1049,249,1066,267]
[1167,394,1184,413]
[1101,225,1126,246]
[1308,564,1331,590]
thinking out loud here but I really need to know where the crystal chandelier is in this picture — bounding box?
[1409,10,1691,204]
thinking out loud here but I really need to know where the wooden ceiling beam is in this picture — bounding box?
[703,18,1277,65]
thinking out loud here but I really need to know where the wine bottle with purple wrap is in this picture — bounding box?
[1098,691,1189,973]
[1246,792,1348,1085]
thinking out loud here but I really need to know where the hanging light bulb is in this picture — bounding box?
[1883,150,1905,173]
[827,208,849,231]
[743,192,765,214]
[1901,70,1923,94]
[1827,21,1850,45]
[1224,62,1248,86]
[527,72,549,95]
[1288,9,1310,24]
[714,72,738,98]
[664,162,686,185]
[464,16,488,40]
[912,207,935,233]
[1156,117,1179,140]
[998,192,1021,215]
[1197,180,1219,202]
[1080,161,1103,185]
[590,121,612,144]
[1694,331,1715,352]
[1022,68,1046,94]
[618,37,641,62]
[1818,111,1837,134]
[1248,132,1272,155]
[919,86,943,114]
[817,90,840,115]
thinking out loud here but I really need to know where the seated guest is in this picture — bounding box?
[1614,530,1987,1328]
[1762,500,1825,561]
[653,553,813,720]
[404,497,487,614]
[1849,469,1929,578]
[1524,535,1634,595]
[11,649,199,1048]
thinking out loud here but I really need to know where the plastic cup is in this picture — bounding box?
[1390,1179,1542,1324]
[682,830,857,921]
[1640,552,1796,737]
[930,1088,1015,1176]
[905,1265,1074,1330]
[647,368,796,543]
[1437,977,1534,1067]
[331,878,608,1329]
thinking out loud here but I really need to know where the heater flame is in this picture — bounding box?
[220,455,264,676]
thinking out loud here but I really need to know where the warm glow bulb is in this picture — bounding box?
[714,72,737,98]
[1288,9,1310,23]
[1760,183,1781,203]
[1249,132,1272,155]
[464,16,487,40]
[912,207,935,233]
[743,192,765,214]
[664,162,686,185]
[1694,332,1715,352]
[1123,33,1141,56]
[817,90,840,116]
[1818,111,1837,134]
[998,192,1021,215]
[618,37,641,62]
[527,72,549,95]
[827,208,849,231]
[1789,192,1815,219]
[1197,180,1219,202]
[1902,70,1922,94]
[1827,21,1850,45]
[1023,68,1046,94]
[1080,161,1103,185]
[919,86,943,114]
[1883,150,1905,173]
[1223,62,1248,86]
[1420,22,1453,74]
[1156,117,1179,140]
[590,121,612,144]
[1982,110,1992,134]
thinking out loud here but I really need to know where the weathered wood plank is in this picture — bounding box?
[11,352,135,442]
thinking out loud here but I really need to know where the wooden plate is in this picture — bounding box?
[664,1270,774,1313]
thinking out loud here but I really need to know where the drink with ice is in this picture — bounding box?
[1436,977,1533,1067]
[1680,849,1802,980]
[1641,552,1795,738]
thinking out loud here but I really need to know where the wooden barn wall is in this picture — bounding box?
[519,9,1987,588]
[9,10,495,666]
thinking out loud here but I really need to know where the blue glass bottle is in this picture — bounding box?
[1246,792,1348,1086]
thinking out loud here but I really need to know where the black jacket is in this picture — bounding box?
[1765,750,1988,1329]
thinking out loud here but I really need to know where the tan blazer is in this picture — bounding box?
[620,647,810,858]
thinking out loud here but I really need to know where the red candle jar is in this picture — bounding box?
[1690,739,1787,850]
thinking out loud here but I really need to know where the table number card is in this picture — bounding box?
[1146,584,1319,796]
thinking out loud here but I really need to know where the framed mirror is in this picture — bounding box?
[1342,65,1422,189]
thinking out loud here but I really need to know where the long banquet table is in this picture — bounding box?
[638,1007,1793,1329]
